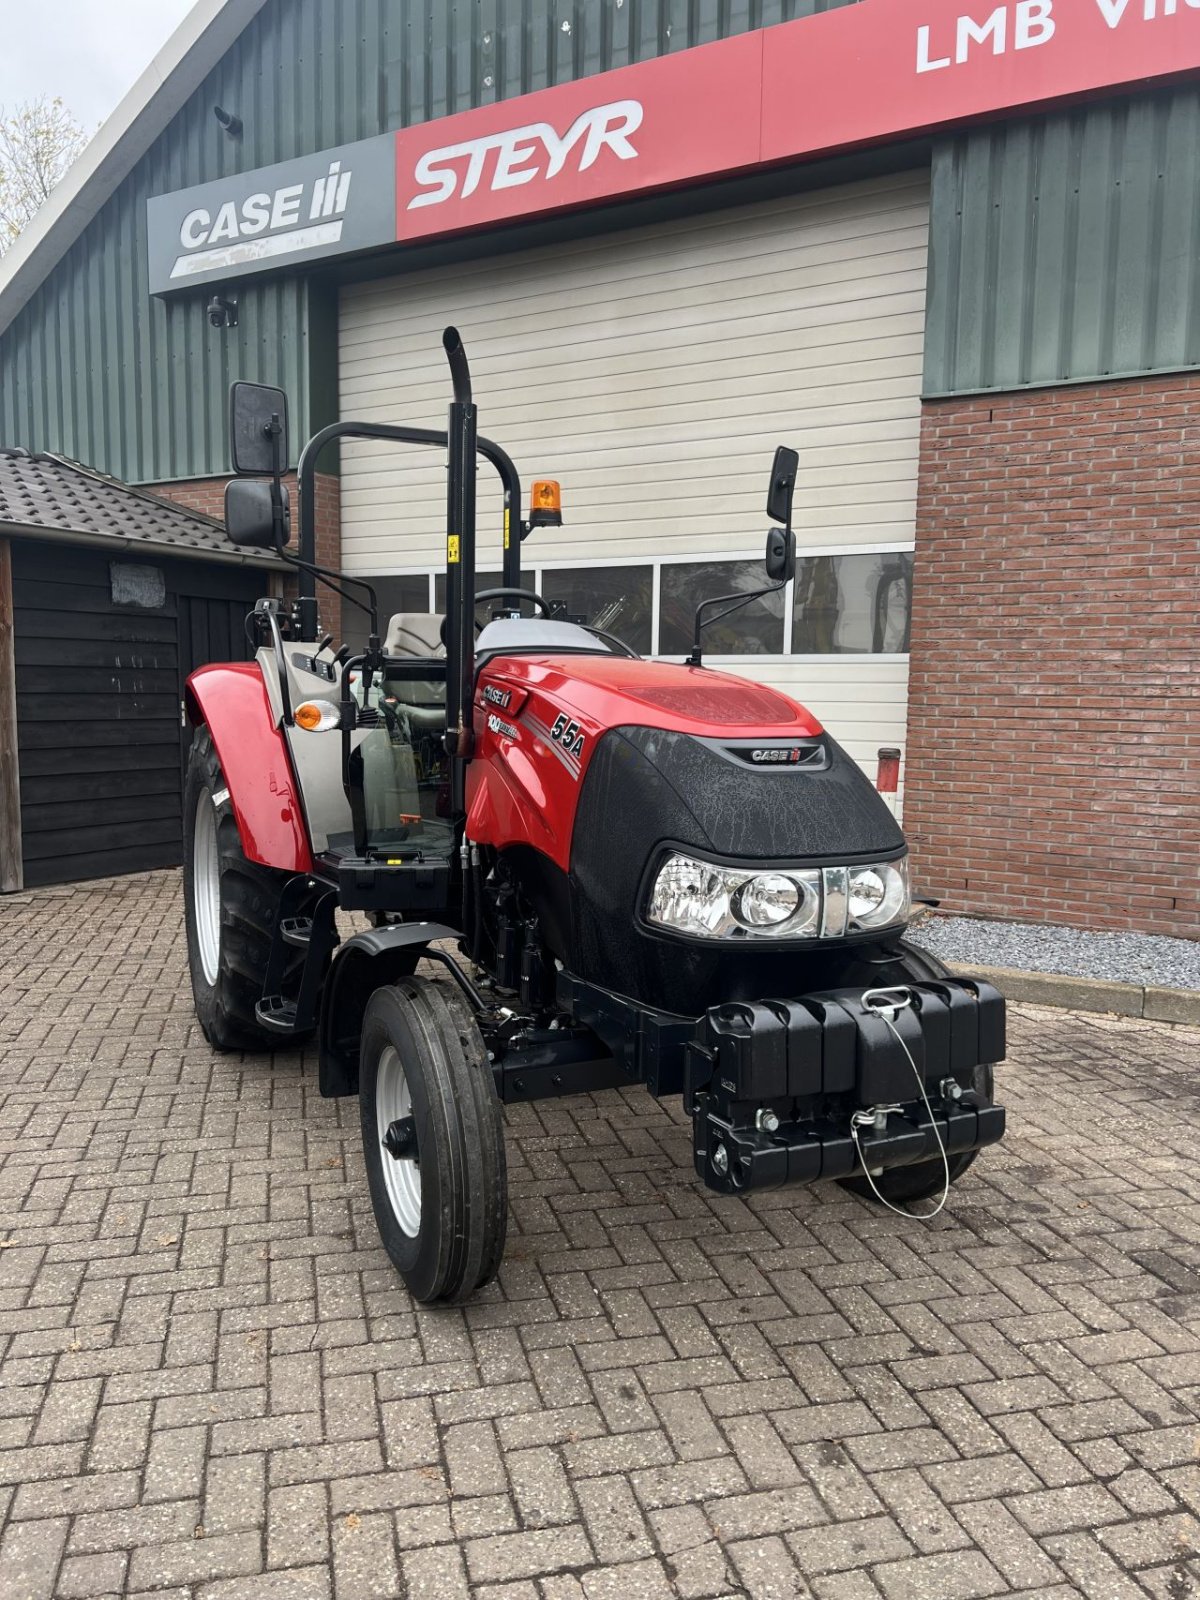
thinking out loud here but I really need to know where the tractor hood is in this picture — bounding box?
[480,653,824,740]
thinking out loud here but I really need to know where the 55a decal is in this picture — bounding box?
[550,714,585,759]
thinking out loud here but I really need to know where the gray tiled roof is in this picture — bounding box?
[0,448,280,566]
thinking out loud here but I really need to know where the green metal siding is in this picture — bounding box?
[0,0,856,485]
[925,86,1200,397]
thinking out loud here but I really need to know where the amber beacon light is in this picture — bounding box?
[528,479,563,528]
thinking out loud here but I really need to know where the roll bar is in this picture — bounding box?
[294,423,526,637]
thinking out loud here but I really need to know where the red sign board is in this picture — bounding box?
[762,0,1200,159]
[393,0,1200,245]
[394,34,761,241]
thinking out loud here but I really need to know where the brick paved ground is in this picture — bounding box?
[0,870,1198,1600]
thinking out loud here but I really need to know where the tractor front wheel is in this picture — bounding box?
[183,726,302,1052]
[359,979,507,1304]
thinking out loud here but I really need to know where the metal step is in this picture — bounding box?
[280,916,313,948]
[255,995,299,1033]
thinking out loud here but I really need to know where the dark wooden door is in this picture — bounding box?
[13,540,184,886]
[13,542,268,888]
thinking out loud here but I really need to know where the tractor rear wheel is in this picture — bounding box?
[183,726,304,1052]
[359,978,507,1304]
[838,938,992,1207]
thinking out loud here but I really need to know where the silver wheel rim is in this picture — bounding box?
[376,1045,422,1235]
[193,788,221,988]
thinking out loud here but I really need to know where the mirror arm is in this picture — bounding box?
[687,576,787,669]
[274,544,379,637]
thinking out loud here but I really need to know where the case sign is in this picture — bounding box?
[147,0,1200,296]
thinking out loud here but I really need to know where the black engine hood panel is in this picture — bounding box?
[567,726,907,1012]
[620,726,904,861]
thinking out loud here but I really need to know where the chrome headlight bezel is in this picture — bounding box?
[643,849,910,943]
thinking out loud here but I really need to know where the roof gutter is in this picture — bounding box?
[0,520,282,570]
[0,0,272,339]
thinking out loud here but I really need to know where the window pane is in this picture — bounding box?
[540,566,652,655]
[344,574,429,650]
[659,560,784,657]
[792,552,913,654]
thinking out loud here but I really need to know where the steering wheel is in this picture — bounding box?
[474,587,552,618]
[439,588,552,647]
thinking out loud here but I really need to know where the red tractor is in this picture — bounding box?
[184,329,1005,1304]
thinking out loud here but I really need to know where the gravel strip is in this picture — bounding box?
[913,913,1200,992]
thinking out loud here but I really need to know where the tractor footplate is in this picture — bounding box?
[687,980,1006,1196]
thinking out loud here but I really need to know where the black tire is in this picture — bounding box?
[838,938,991,1207]
[183,726,307,1052]
[359,978,507,1304]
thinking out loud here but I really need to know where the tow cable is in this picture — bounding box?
[850,987,951,1221]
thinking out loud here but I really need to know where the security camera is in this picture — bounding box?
[207,294,238,329]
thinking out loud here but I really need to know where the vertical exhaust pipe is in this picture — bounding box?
[443,327,477,815]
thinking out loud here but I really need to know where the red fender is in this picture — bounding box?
[185,663,315,874]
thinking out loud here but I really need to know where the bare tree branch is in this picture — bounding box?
[0,97,88,258]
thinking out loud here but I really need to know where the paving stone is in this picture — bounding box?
[268,1482,329,1568]
[127,1529,263,1590]
[727,1534,808,1600]
[196,1570,331,1600]
[330,1507,398,1599]
[55,1549,130,1598]
[0,1514,69,1600]
[143,1423,209,1503]
[574,1473,655,1563]
[465,1524,593,1583]
[872,1549,1008,1599]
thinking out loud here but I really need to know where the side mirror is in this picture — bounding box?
[765,526,795,585]
[766,445,798,529]
[225,479,290,548]
[229,380,289,476]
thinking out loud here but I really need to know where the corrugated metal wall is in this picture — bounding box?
[0,0,857,486]
[925,86,1200,397]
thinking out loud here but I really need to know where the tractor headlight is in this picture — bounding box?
[645,852,908,940]
[847,857,910,930]
[646,856,820,940]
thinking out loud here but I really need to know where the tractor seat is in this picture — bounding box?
[380,612,446,729]
[385,611,445,658]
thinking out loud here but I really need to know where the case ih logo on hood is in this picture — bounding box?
[405,100,643,212]
[752,747,806,764]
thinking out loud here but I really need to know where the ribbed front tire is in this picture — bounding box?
[359,978,507,1304]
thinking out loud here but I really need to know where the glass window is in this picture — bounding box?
[659,560,785,657]
[344,574,430,651]
[793,552,913,654]
[539,565,653,655]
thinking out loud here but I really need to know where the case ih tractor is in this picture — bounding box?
[184,329,1005,1304]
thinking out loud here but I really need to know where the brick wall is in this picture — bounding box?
[905,374,1200,936]
[150,471,342,622]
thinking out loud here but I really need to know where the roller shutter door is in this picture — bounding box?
[338,171,928,778]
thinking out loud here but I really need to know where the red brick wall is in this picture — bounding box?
[905,374,1200,936]
[150,471,343,619]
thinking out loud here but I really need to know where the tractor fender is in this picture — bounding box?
[186,663,314,874]
[318,923,460,1098]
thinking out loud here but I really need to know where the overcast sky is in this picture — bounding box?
[0,0,197,131]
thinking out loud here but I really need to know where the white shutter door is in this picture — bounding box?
[338,170,928,779]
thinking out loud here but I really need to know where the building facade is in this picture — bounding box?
[0,0,1196,933]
